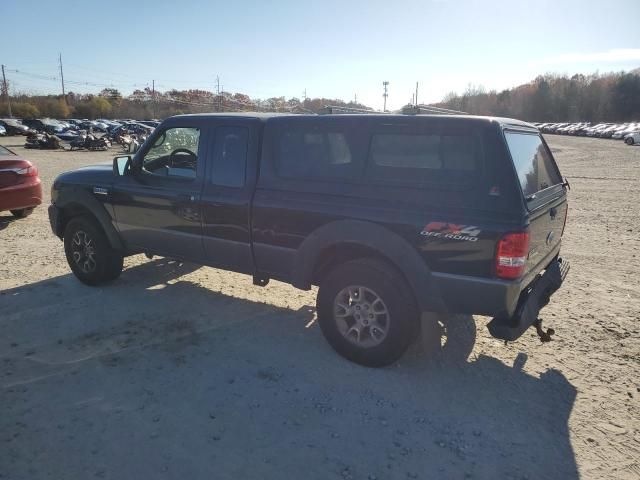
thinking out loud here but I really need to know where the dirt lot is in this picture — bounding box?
[0,134,638,480]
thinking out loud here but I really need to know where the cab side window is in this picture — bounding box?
[141,127,200,179]
[275,130,354,179]
[210,127,248,187]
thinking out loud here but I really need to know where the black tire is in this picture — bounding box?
[10,208,34,218]
[625,137,635,145]
[316,258,420,367]
[63,216,123,286]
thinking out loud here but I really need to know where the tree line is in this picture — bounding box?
[2,68,638,122]
[0,85,371,120]
[433,69,640,122]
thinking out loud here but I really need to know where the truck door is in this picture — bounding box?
[111,125,206,262]
[200,122,259,274]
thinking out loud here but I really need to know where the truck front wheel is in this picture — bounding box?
[63,216,123,286]
[316,258,419,367]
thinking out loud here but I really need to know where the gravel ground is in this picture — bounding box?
[0,134,638,480]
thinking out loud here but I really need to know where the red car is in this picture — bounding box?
[0,145,42,218]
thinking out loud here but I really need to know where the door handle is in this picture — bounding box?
[549,207,557,219]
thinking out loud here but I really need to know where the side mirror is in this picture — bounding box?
[113,155,131,176]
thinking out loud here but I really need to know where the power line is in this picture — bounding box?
[0,63,370,113]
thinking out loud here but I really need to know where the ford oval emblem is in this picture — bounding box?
[546,231,555,245]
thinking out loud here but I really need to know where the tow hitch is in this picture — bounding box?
[533,318,555,342]
[488,258,569,342]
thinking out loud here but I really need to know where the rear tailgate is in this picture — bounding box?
[487,129,570,341]
[526,194,567,278]
[503,129,568,279]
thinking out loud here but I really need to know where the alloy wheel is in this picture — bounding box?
[71,230,97,273]
[333,285,390,347]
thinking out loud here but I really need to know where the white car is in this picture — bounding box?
[613,124,639,139]
[624,131,640,145]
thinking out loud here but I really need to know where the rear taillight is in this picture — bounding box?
[16,166,38,177]
[495,232,530,280]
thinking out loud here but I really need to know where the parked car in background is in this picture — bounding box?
[612,124,639,139]
[625,132,639,145]
[93,122,110,132]
[0,118,31,135]
[605,124,624,137]
[56,130,83,142]
[0,145,42,218]
[110,122,154,137]
[585,123,612,136]
[21,118,66,134]
[537,121,639,139]
[0,125,6,136]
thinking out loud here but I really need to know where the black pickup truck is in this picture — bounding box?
[49,113,569,366]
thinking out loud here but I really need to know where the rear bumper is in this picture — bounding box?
[0,180,42,212]
[431,271,523,317]
[487,257,569,341]
[430,257,569,341]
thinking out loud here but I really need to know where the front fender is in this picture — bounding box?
[291,220,445,313]
[55,189,124,251]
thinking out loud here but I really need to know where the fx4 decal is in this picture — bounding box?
[420,222,481,242]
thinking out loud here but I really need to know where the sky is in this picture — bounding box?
[1,0,639,110]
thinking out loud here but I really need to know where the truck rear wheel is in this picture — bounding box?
[63,216,123,286]
[316,258,419,367]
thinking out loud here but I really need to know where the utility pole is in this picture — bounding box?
[382,81,389,112]
[58,53,66,103]
[354,93,357,104]
[215,75,221,111]
[415,82,419,106]
[302,88,307,103]
[151,79,155,118]
[1,65,11,118]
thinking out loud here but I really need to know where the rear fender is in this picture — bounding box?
[291,220,445,313]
